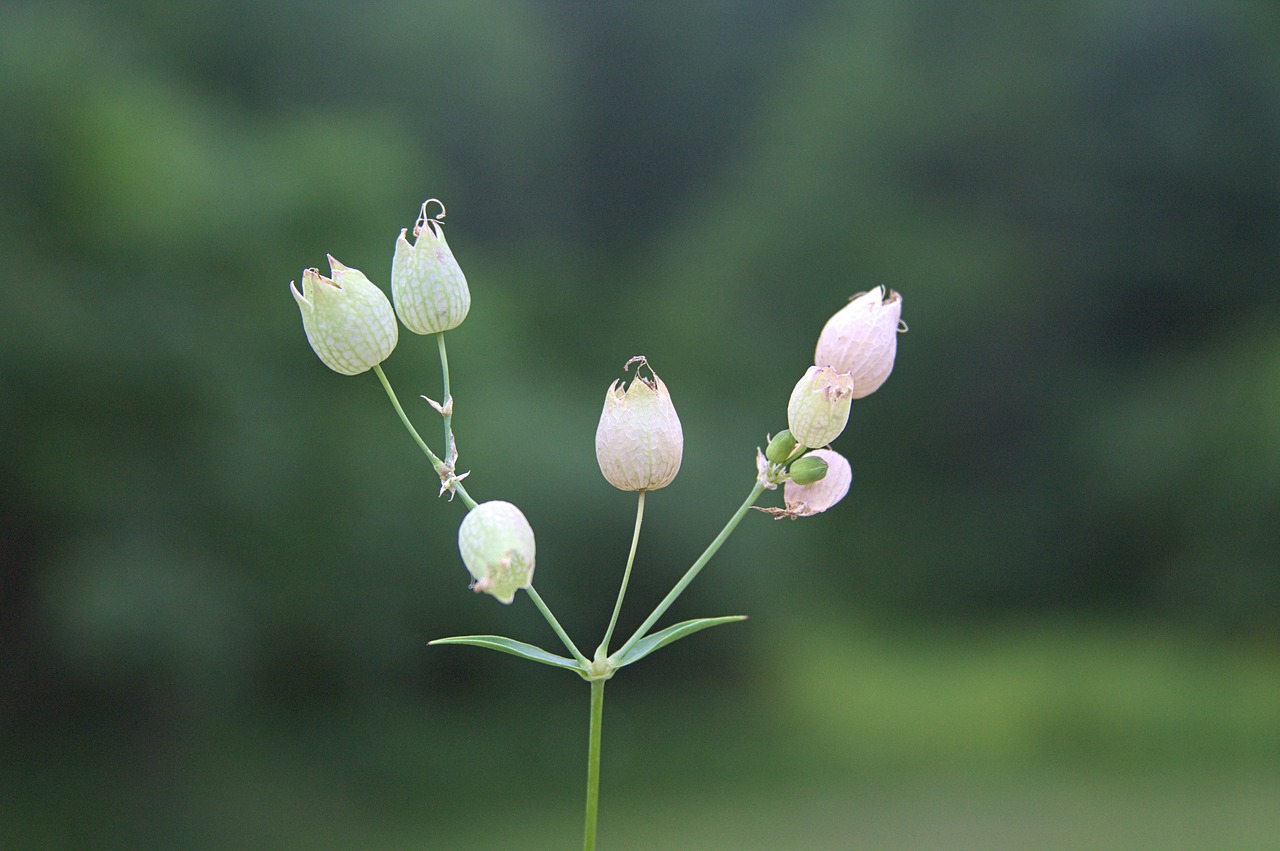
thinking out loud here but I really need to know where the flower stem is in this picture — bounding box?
[372,363,477,510]
[527,586,590,667]
[611,480,766,662]
[583,678,605,851]
[596,490,645,657]
[373,363,444,469]
[436,332,455,466]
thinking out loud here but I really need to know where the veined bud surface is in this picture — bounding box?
[782,449,851,517]
[814,286,903,398]
[290,256,398,375]
[457,501,535,604]
[391,199,470,334]
[595,356,683,492]
[787,366,854,449]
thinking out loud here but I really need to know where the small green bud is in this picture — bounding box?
[457,501,536,604]
[788,454,829,485]
[290,256,398,375]
[595,356,683,491]
[392,199,471,334]
[783,449,851,516]
[765,430,799,465]
[787,365,854,449]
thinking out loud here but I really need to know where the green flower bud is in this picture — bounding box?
[814,286,904,398]
[457,501,536,604]
[391,200,470,334]
[783,449,851,517]
[595,356,683,492]
[290,256,398,375]
[788,454,829,485]
[787,365,854,449]
[765,429,799,465]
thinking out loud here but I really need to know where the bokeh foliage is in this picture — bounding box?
[3,1,1280,847]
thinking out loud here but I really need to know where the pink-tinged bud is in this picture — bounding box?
[457,501,536,604]
[595,356,683,492]
[787,366,854,449]
[391,200,470,334]
[290,256,398,375]
[781,449,851,517]
[814,286,904,398]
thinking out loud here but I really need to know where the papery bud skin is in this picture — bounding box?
[290,257,398,375]
[765,430,799,465]
[788,454,829,485]
[783,449,851,516]
[457,501,536,604]
[787,366,854,449]
[814,286,903,398]
[595,357,683,491]
[392,201,471,334]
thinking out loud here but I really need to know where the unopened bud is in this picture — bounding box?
[788,454,829,485]
[392,200,471,334]
[290,256,398,375]
[457,501,536,604]
[814,286,903,398]
[765,430,799,465]
[787,365,854,449]
[595,356,683,491]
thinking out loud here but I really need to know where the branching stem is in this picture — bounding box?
[611,480,765,662]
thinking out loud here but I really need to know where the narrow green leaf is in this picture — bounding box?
[611,616,747,668]
[429,635,582,672]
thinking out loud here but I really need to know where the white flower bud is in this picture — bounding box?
[290,256,398,375]
[782,449,851,517]
[457,501,536,604]
[391,200,470,334]
[595,356,683,492]
[787,366,854,449]
[814,286,903,398]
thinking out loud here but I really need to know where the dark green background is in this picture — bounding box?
[3,2,1279,847]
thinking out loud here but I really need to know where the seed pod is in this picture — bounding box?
[457,501,536,604]
[391,200,470,334]
[787,366,854,449]
[290,256,398,375]
[595,356,683,492]
[814,286,903,398]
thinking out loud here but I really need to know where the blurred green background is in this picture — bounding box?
[3,1,1280,848]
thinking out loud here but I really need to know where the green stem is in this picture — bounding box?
[596,490,646,658]
[436,332,455,466]
[527,586,590,667]
[611,480,766,662]
[583,678,605,851]
[372,363,477,510]
[373,364,444,469]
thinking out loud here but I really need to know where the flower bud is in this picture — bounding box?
[765,429,799,465]
[391,200,470,334]
[814,286,903,398]
[290,256,398,375]
[457,500,536,604]
[595,356,683,491]
[787,366,854,449]
[782,449,851,517]
[787,454,829,485]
